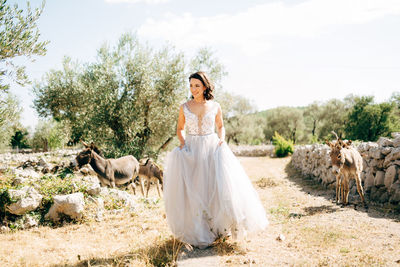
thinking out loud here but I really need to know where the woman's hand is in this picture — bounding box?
[179,143,185,150]
[218,139,225,146]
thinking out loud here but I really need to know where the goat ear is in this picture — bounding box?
[90,142,95,149]
[81,139,89,148]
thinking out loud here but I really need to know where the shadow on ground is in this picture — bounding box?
[54,237,244,267]
[284,159,400,223]
[53,237,182,267]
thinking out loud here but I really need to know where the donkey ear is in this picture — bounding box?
[81,139,89,148]
[347,140,352,146]
[325,140,333,147]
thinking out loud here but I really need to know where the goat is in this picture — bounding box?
[138,158,163,198]
[75,141,139,194]
[326,132,366,207]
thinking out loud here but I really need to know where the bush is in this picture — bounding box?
[30,119,70,151]
[272,132,294,157]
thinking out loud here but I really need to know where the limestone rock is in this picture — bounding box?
[393,136,400,147]
[370,148,384,159]
[364,172,375,189]
[101,188,136,209]
[389,181,400,203]
[45,192,85,222]
[23,214,39,229]
[87,183,101,196]
[384,147,400,168]
[377,137,394,147]
[6,187,43,215]
[381,147,393,155]
[374,171,385,187]
[14,168,41,180]
[385,166,399,191]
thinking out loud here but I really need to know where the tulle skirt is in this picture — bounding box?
[163,133,268,248]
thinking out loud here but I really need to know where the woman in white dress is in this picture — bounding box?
[164,71,268,249]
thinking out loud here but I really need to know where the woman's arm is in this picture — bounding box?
[215,104,225,146]
[177,104,186,149]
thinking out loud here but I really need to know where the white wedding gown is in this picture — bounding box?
[163,101,268,248]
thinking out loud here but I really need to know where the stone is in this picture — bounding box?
[379,192,389,203]
[87,183,101,196]
[360,172,366,182]
[384,166,398,190]
[101,188,136,209]
[381,147,393,155]
[14,168,41,180]
[377,137,394,147]
[276,234,286,241]
[393,136,400,147]
[0,226,10,233]
[392,132,400,138]
[23,214,39,229]
[364,172,375,189]
[389,181,400,203]
[12,176,26,186]
[370,148,384,159]
[374,171,385,187]
[45,192,85,222]
[6,187,43,215]
[384,147,400,168]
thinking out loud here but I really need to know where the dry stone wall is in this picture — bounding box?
[291,134,400,205]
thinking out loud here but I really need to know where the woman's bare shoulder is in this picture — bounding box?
[212,100,221,109]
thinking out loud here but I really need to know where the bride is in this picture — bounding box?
[163,71,268,248]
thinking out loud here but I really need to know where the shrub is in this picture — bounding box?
[272,131,294,157]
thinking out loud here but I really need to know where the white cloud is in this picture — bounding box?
[138,0,400,56]
[105,0,168,4]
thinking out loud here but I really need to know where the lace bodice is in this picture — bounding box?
[183,101,220,135]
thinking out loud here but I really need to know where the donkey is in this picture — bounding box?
[138,158,163,198]
[326,132,366,206]
[75,141,139,194]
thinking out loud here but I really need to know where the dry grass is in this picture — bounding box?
[255,177,278,188]
[0,190,182,267]
[1,156,400,266]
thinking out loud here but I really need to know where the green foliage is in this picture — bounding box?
[265,107,304,144]
[30,119,70,151]
[35,173,87,217]
[0,92,21,149]
[272,132,294,157]
[0,188,12,213]
[10,126,30,149]
[34,33,187,159]
[189,47,227,90]
[0,0,48,91]
[345,96,399,141]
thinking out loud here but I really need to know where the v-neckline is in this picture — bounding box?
[184,101,215,118]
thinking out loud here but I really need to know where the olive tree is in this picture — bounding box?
[34,33,186,158]
[0,0,48,91]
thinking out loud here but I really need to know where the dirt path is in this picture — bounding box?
[1,157,400,266]
[178,157,400,266]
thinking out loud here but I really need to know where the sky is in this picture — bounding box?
[9,0,400,130]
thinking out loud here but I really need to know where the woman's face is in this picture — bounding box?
[190,78,206,99]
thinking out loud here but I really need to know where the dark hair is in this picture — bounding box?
[189,71,214,100]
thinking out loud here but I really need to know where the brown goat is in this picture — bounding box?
[138,158,163,198]
[326,132,366,206]
[75,142,139,194]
